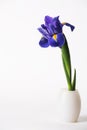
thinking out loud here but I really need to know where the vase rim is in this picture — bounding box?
[61,88,79,92]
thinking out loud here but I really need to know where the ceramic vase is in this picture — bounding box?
[58,88,81,122]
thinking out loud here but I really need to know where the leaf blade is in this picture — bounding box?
[62,54,72,90]
[61,35,71,81]
[72,69,76,90]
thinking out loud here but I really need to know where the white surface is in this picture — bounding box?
[0,0,87,129]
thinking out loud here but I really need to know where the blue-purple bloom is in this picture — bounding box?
[38,16,75,48]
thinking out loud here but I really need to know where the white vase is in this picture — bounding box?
[58,88,81,122]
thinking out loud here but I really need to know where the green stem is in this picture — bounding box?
[61,35,76,91]
[61,35,72,90]
[62,55,72,90]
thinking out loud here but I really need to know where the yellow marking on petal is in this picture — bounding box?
[53,34,57,41]
[62,22,66,25]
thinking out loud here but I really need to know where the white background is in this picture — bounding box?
[0,0,87,129]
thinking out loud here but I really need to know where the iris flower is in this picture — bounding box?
[38,15,76,91]
[38,16,75,48]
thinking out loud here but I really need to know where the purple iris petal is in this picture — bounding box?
[63,23,75,31]
[38,28,50,39]
[52,16,60,27]
[52,16,62,33]
[39,37,49,48]
[49,38,58,47]
[38,15,75,48]
[41,24,47,30]
[57,33,65,47]
[45,16,53,25]
[48,24,56,35]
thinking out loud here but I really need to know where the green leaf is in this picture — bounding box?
[72,69,76,91]
[61,35,71,82]
[61,35,72,90]
[62,55,72,90]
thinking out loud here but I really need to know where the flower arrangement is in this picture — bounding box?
[38,15,76,91]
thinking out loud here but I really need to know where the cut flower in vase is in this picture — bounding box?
[37,15,76,91]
